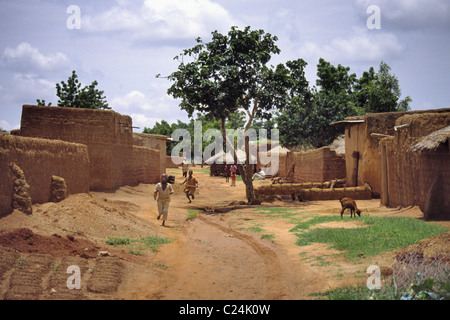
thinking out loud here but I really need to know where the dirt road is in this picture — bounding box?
[0,166,447,300]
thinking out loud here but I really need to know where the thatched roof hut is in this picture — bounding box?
[206,149,257,176]
[205,149,257,164]
[410,125,450,152]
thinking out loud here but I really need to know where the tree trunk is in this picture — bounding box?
[220,97,261,205]
[237,136,260,205]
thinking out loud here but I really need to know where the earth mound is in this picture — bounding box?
[0,228,101,259]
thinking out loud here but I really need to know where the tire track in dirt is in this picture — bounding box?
[197,215,284,300]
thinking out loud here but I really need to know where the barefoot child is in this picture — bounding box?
[154,174,174,226]
[180,170,198,203]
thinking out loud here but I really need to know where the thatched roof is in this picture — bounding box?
[410,125,450,152]
[205,149,257,164]
[328,135,345,154]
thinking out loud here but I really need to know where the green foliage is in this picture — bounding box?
[105,237,131,246]
[162,26,290,121]
[277,59,412,149]
[364,62,411,113]
[54,70,110,109]
[160,26,310,158]
[36,99,52,106]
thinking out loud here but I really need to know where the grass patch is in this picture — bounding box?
[291,216,448,259]
[314,278,450,300]
[261,234,275,241]
[255,207,300,219]
[248,225,264,233]
[153,263,169,270]
[106,236,172,255]
[312,284,400,300]
[187,209,200,221]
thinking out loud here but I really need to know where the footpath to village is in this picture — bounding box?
[0,166,448,300]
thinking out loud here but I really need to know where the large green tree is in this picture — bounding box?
[362,61,411,113]
[277,59,411,149]
[37,70,110,109]
[278,58,360,149]
[161,26,309,204]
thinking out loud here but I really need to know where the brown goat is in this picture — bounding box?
[291,191,304,202]
[339,197,361,219]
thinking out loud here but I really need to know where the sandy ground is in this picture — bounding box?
[0,166,448,300]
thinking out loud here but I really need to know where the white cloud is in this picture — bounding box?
[0,119,19,131]
[2,42,70,73]
[111,90,150,111]
[110,88,188,130]
[82,0,238,43]
[298,29,404,63]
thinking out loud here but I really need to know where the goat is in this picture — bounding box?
[339,197,361,219]
[291,191,304,202]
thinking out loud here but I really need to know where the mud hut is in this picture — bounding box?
[331,108,450,197]
[379,113,449,220]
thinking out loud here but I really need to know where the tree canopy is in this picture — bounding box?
[277,59,411,149]
[160,26,311,203]
[37,70,110,110]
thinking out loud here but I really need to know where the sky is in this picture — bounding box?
[0,0,449,131]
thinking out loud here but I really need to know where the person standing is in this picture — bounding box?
[181,161,189,178]
[230,171,236,187]
[230,164,237,186]
[154,174,174,227]
[224,165,230,182]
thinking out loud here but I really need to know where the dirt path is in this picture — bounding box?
[115,168,356,300]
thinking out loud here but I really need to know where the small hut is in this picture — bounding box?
[206,149,257,176]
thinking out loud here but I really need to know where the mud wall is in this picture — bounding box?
[254,182,372,201]
[380,112,450,220]
[276,153,294,178]
[18,105,160,190]
[129,146,161,185]
[0,134,90,216]
[291,147,345,183]
[133,133,167,176]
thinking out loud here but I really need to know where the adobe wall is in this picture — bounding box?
[344,108,450,194]
[19,105,136,191]
[129,146,161,185]
[133,133,167,176]
[276,153,294,178]
[380,112,450,219]
[0,133,90,216]
[291,147,345,183]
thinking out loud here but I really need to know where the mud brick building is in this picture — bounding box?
[0,105,166,216]
[332,108,450,220]
[18,105,163,191]
[380,112,450,220]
